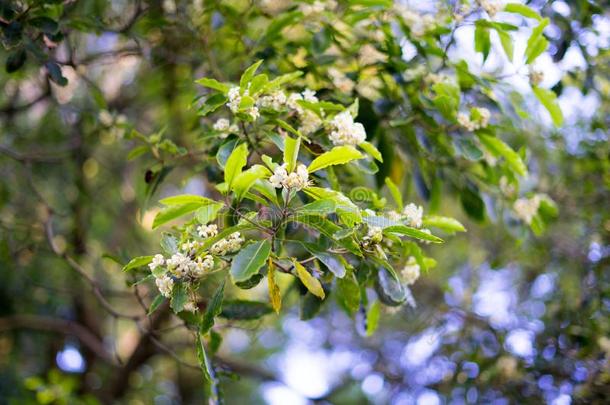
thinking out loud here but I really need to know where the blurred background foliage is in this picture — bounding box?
[0,0,608,404]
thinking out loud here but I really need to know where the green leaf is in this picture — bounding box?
[384,177,403,210]
[240,60,263,89]
[195,77,230,93]
[504,3,541,20]
[194,333,216,401]
[294,260,325,299]
[298,199,336,216]
[532,86,563,127]
[366,300,381,336]
[302,242,347,278]
[170,283,189,313]
[478,134,528,176]
[497,29,514,61]
[153,202,203,229]
[160,194,217,206]
[224,143,249,191]
[232,165,271,200]
[475,21,491,62]
[283,136,300,172]
[308,146,364,173]
[249,73,268,95]
[336,271,360,315]
[360,141,383,162]
[460,186,485,222]
[201,281,225,335]
[160,233,179,254]
[230,240,271,283]
[127,145,148,161]
[383,225,444,243]
[148,294,165,315]
[6,49,26,73]
[294,215,362,256]
[454,137,484,161]
[422,216,466,232]
[122,255,153,272]
[263,11,303,41]
[375,267,406,306]
[303,187,362,226]
[220,300,273,320]
[525,19,549,64]
[196,203,224,224]
[198,93,227,117]
[267,71,303,89]
[432,82,460,120]
[235,273,264,289]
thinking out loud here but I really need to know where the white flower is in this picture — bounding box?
[148,254,165,271]
[166,252,192,277]
[269,163,288,188]
[197,224,218,239]
[329,110,367,146]
[287,92,304,112]
[183,299,198,313]
[458,108,490,131]
[248,106,260,120]
[475,107,491,128]
[387,210,402,221]
[299,0,335,16]
[227,87,241,113]
[529,67,544,86]
[514,195,541,224]
[269,163,310,190]
[328,68,355,94]
[358,44,387,66]
[403,203,423,228]
[457,112,477,132]
[284,164,310,190]
[299,110,322,135]
[363,226,383,246]
[210,232,244,256]
[401,256,420,285]
[213,118,230,131]
[257,90,287,110]
[302,88,318,103]
[191,255,214,278]
[478,0,502,17]
[395,5,436,37]
[155,275,174,297]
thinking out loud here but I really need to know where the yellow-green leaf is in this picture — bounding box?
[293,260,325,299]
[267,258,282,314]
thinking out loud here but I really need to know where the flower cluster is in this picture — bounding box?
[147,226,244,312]
[358,44,387,66]
[287,89,323,135]
[299,0,336,16]
[213,118,239,137]
[197,224,218,239]
[478,0,503,18]
[257,90,287,111]
[328,67,356,94]
[227,86,260,120]
[329,111,367,146]
[401,256,421,285]
[362,225,383,247]
[269,163,310,191]
[514,195,541,224]
[395,4,437,37]
[457,107,491,131]
[210,232,245,256]
[529,67,544,86]
[402,203,424,228]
